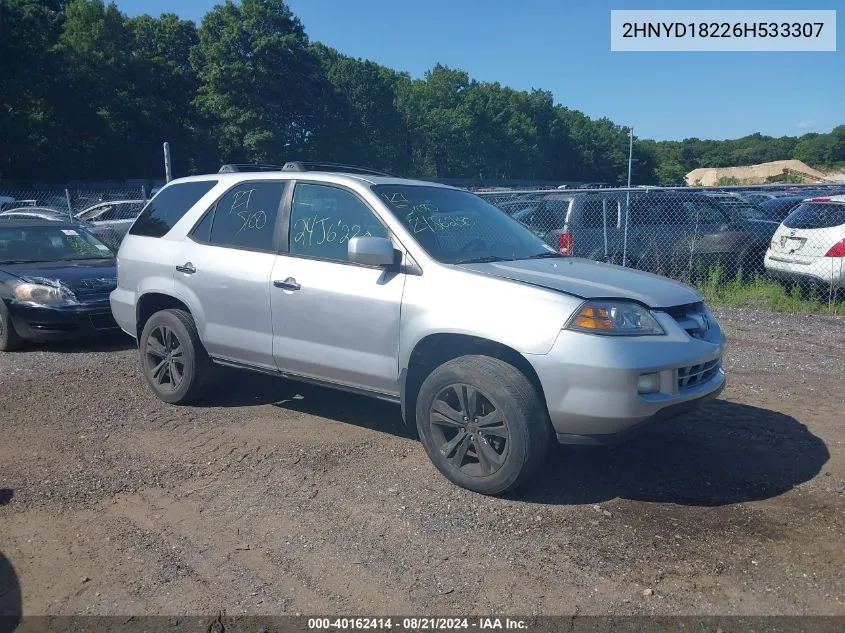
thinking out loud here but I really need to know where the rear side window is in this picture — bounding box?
[682,198,727,224]
[193,181,285,251]
[129,181,217,238]
[783,203,845,229]
[580,198,619,229]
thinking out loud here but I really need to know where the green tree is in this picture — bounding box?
[191,0,325,164]
[0,0,65,179]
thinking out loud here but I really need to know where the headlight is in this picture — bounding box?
[13,282,76,305]
[565,301,665,336]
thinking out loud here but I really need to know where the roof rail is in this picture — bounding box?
[281,161,395,177]
[218,164,283,173]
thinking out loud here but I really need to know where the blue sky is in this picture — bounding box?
[114,0,842,141]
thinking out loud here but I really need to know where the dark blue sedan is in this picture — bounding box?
[0,219,120,351]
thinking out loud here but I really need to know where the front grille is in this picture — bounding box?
[89,311,118,330]
[678,358,720,391]
[662,301,711,340]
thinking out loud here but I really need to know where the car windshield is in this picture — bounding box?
[0,226,114,264]
[373,185,558,264]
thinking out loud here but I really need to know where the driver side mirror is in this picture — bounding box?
[348,236,398,267]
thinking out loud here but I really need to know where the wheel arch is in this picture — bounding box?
[401,333,548,433]
[135,293,192,340]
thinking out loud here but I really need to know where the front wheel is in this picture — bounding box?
[415,355,550,495]
[139,308,212,404]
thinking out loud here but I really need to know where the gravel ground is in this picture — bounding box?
[1,307,844,616]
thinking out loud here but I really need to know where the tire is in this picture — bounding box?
[139,308,212,404]
[415,355,550,495]
[0,301,23,352]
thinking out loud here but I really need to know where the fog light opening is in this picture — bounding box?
[637,372,661,394]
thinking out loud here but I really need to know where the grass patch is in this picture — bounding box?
[695,265,845,315]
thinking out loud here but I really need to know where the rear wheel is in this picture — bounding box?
[415,355,550,495]
[0,301,23,352]
[139,309,212,404]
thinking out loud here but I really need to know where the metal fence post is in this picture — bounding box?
[64,189,73,220]
[141,185,147,202]
[163,142,172,183]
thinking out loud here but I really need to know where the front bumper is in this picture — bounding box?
[527,312,726,445]
[9,297,120,341]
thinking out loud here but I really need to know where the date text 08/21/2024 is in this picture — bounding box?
[307,617,529,630]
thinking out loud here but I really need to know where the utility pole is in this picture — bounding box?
[622,126,633,267]
[163,142,172,183]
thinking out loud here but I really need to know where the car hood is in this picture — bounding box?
[0,259,117,298]
[459,258,702,308]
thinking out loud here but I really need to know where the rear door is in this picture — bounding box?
[174,180,286,370]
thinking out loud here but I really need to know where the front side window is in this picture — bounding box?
[373,185,555,264]
[193,181,284,251]
[130,181,217,238]
[289,183,388,263]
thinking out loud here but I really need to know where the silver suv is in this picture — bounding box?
[111,163,726,495]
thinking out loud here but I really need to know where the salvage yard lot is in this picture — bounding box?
[1,309,844,615]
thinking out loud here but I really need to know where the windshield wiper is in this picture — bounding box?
[453,255,511,265]
[518,251,565,260]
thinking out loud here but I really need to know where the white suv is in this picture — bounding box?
[765,195,845,294]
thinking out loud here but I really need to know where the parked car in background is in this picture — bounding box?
[764,195,845,294]
[704,192,781,229]
[0,207,123,249]
[509,190,773,278]
[758,196,809,222]
[579,182,611,189]
[110,164,725,495]
[0,219,119,350]
[75,199,145,237]
[0,206,71,220]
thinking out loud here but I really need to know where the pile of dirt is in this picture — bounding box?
[686,159,831,186]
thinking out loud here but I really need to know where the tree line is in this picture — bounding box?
[2,0,843,185]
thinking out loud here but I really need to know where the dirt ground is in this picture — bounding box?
[1,308,844,617]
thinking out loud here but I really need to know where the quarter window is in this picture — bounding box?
[129,181,217,238]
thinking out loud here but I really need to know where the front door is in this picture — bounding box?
[270,182,405,395]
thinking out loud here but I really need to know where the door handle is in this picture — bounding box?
[273,277,301,291]
[176,262,196,274]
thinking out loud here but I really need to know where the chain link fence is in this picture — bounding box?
[3,181,845,305]
[478,184,845,304]
[0,185,153,249]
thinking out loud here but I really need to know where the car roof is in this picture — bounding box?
[166,171,458,190]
